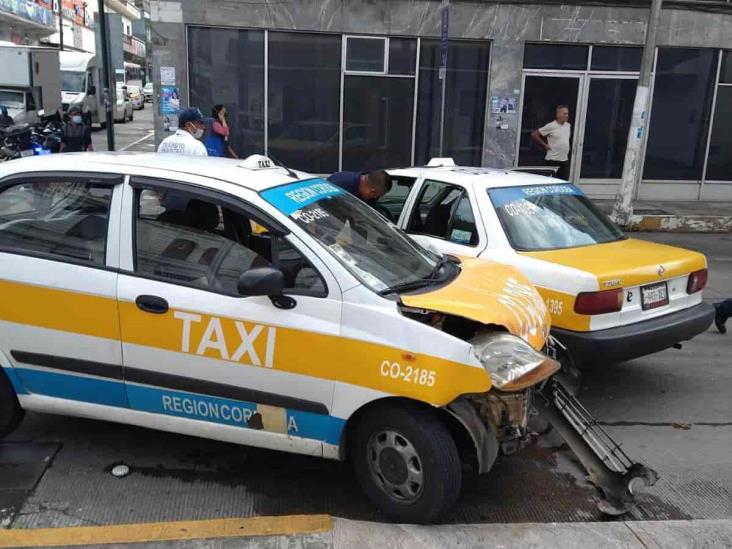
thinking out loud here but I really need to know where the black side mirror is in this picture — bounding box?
[87,85,96,96]
[238,267,285,297]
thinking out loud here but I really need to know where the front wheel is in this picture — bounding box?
[352,402,461,523]
[0,369,24,439]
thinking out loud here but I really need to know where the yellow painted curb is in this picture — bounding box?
[0,514,333,548]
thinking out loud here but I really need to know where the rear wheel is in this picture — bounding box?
[0,369,24,439]
[352,402,461,523]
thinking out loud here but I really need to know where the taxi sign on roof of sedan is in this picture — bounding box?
[385,158,713,367]
[0,152,656,522]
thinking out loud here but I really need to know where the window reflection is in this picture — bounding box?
[267,32,341,173]
[644,48,716,180]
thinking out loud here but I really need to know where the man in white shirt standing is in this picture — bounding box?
[531,105,571,180]
[157,107,208,157]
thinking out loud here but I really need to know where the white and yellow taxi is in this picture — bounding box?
[0,153,651,522]
[385,159,714,368]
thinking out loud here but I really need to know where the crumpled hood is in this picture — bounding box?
[401,257,550,351]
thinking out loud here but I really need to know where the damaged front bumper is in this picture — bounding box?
[448,379,658,516]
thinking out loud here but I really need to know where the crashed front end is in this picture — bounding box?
[398,259,657,515]
[454,330,658,515]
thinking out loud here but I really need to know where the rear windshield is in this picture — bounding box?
[488,184,624,251]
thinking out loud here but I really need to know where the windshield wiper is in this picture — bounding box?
[378,278,438,296]
[378,255,455,296]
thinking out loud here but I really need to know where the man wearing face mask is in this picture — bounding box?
[59,105,93,153]
[157,107,208,156]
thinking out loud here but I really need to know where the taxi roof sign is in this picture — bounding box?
[239,154,278,170]
[426,157,456,167]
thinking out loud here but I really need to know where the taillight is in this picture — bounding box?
[687,269,708,294]
[574,288,623,315]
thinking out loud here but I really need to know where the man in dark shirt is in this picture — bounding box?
[328,169,392,205]
[59,105,92,153]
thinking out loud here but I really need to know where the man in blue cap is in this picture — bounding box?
[157,107,208,156]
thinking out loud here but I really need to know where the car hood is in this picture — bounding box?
[520,238,707,289]
[401,257,550,351]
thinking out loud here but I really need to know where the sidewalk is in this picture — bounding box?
[1,515,731,548]
[595,200,732,233]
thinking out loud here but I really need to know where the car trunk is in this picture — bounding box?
[520,238,707,329]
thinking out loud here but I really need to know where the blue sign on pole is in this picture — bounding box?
[439,0,449,79]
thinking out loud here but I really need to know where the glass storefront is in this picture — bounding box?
[267,32,341,174]
[188,27,264,159]
[517,43,730,195]
[705,51,732,182]
[188,28,489,173]
[644,48,717,180]
[415,40,490,166]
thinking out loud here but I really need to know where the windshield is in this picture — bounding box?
[61,71,85,93]
[261,179,445,293]
[489,184,625,251]
[0,90,24,109]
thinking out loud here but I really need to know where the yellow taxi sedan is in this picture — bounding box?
[385,159,714,367]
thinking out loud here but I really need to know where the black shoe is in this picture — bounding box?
[714,304,727,334]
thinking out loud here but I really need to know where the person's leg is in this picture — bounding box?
[714,298,732,334]
[556,161,570,180]
[544,160,561,178]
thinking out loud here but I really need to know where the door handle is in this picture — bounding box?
[135,295,169,314]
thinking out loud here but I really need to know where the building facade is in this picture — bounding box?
[149,0,732,201]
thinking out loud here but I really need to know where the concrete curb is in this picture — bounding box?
[2,516,732,548]
[626,214,732,233]
[331,518,732,548]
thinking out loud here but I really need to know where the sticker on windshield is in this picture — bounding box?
[262,179,344,216]
[450,229,473,244]
[488,184,584,209]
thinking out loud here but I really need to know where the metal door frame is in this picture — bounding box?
[515,71,586,182]
[574,73,638,186]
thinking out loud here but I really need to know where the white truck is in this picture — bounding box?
[0,43,61,125]
[60,51,132,127]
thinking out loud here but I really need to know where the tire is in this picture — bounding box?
[351,401,462,523]
[0,368,24,439]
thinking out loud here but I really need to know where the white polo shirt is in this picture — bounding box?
[538,120,571,162]
[157,129,208,157]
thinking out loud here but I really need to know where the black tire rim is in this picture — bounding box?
[366,429,424,503]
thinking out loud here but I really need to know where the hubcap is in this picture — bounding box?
[367,430,424,503]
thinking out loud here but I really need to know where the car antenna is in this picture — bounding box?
[268,153,299,180]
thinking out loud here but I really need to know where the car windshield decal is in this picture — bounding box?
[261,179,344,216]
[488,184,584,208]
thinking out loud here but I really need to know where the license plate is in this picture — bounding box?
[641,282,669,310]
[20,149,34,157]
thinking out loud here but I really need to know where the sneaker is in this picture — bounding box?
[715,304,727,334]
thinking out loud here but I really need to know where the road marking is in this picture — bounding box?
[0,515,332,547]
[120,130,155,152]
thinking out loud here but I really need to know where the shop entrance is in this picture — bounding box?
[518,72,637,197]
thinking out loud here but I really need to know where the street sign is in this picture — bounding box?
[439,0,449,79]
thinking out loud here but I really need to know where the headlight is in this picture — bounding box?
[471,332,560,392]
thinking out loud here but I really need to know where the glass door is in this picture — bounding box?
[517,74,583,179]
[576,75,637,194]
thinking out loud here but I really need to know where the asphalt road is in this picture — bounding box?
[91,103,154,153]
[1,232,730,529]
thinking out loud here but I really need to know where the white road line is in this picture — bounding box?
[120,130,155,152]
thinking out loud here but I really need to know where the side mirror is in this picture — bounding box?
[237,267,285,297]
[87,85,96,96]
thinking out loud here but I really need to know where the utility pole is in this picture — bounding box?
[97,0,115,150]
[611,0,663,226]
[57,0,63,51]
[438,0,449,156]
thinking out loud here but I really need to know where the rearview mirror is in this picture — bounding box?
[87,85,96,96]
[237,267,285,297]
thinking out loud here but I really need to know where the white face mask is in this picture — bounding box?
[71,115,82,124]
[188,123,203,139]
